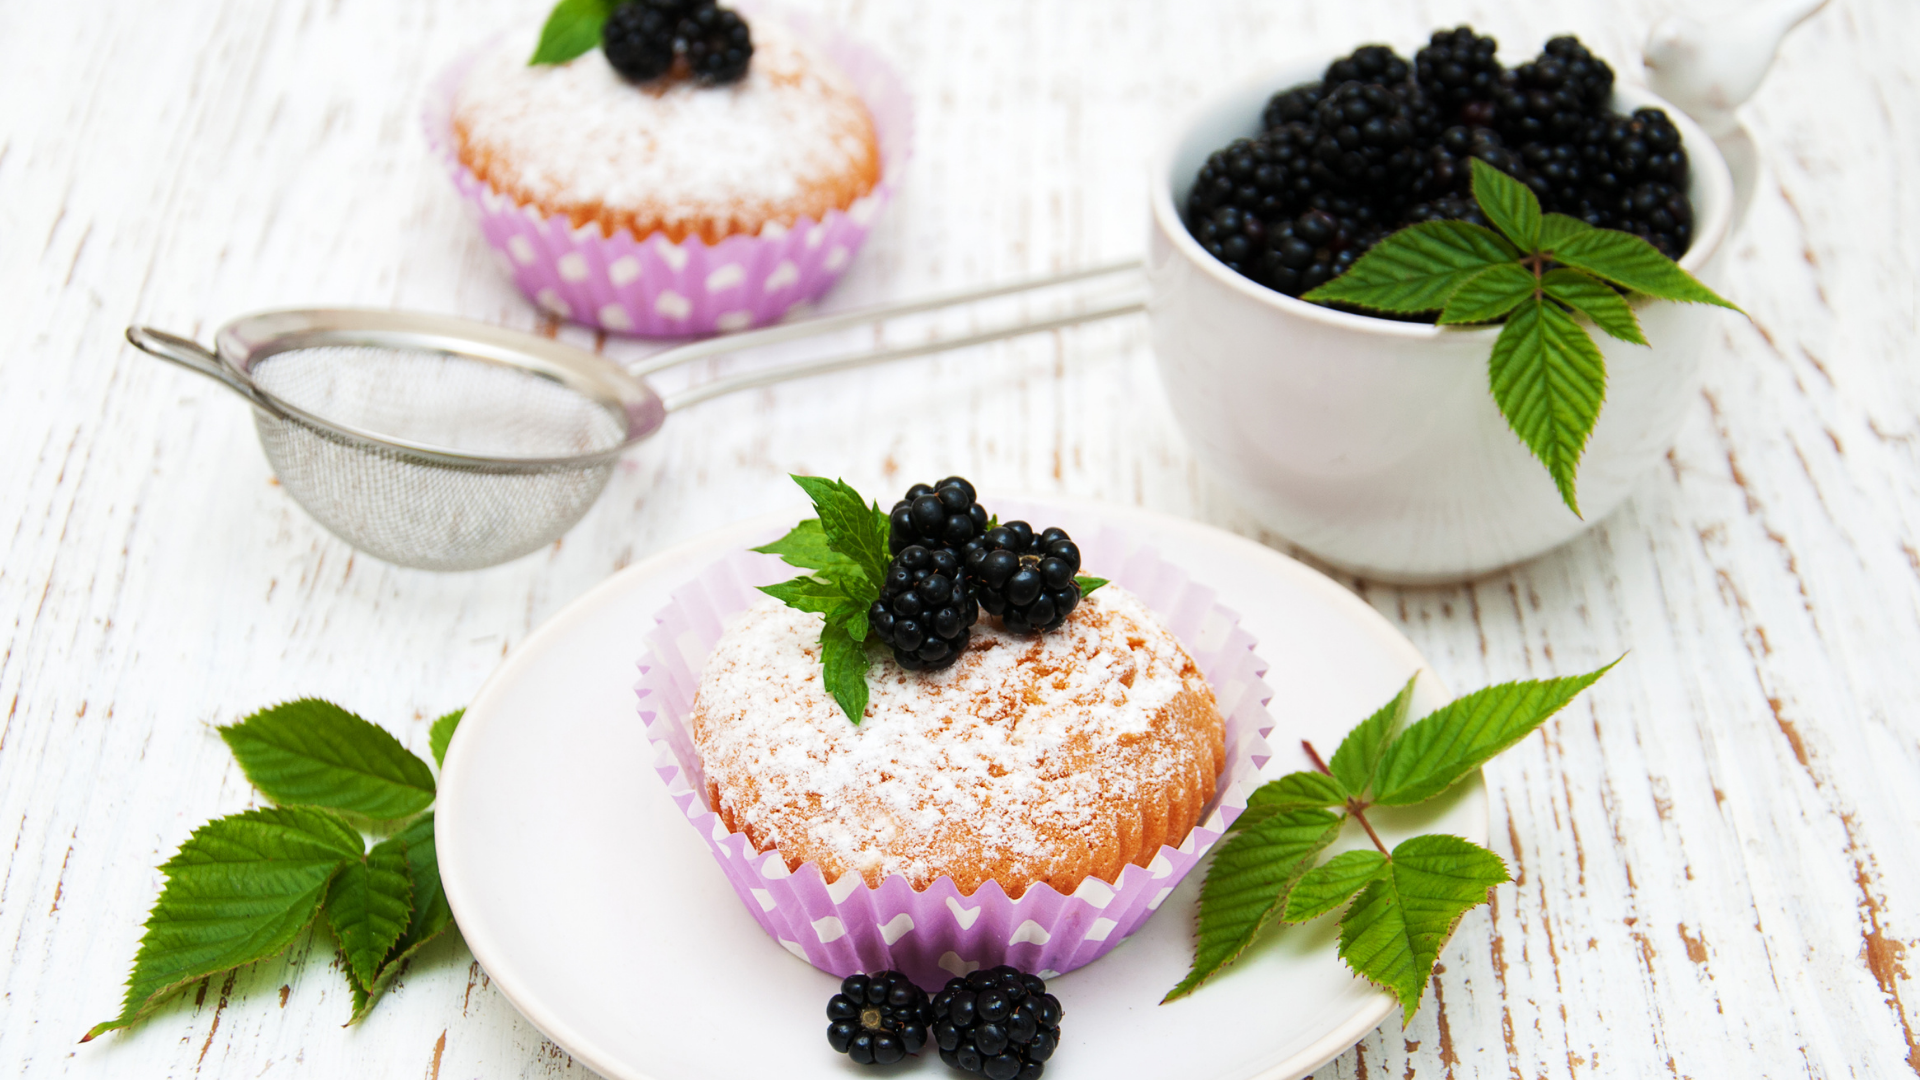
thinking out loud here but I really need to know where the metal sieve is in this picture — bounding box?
[129,262,1143,571]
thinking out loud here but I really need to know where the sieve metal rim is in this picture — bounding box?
[212,308,668,472]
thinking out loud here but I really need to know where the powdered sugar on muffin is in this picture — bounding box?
[689,585,1226,897]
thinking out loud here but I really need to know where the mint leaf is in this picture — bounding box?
[428,709,462,769]
[1537,212,1592,252]
[1487,297,1607,516]
[346,813,454,1023]
[83,807,363,1040]
[759,574,853,616]
[1372,662,1616,806]
[789,476,890,593]
[828,599,870,642]
[1327,674,1418,798]
[325,838,412,992]
[1469,158,1542,250]
[1284,849,1388,923]
[1076,575,1109,597]
[219,700,436,820]
[1546,228,1741,311]
[1542,268,1647,345]
[820,622,871,725]
[1439,262,1535,325]
[1238,771,1348,828]
[529,0,617,65]
[752,519,862,578]
[1337,835,1510,1023]
[1162,808,1342,1002]
[1302,221,1520,314]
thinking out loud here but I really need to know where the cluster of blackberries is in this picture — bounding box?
[1186,27,1695,306]
[601,0,752,84]
[827,967,1063,1078]
[869,478,1087,670]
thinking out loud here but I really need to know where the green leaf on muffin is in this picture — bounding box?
[529,0,620,66]
[756,475,891,724]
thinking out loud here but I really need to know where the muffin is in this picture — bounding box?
[428,10,910,335]
[689,585,1226,898]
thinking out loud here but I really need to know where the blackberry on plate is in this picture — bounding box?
[1415,26,1502,115]
[931,966,1063,1080]
[602,0,684,82]
[827,971,933,1066]
[1323,44,1411,87]
[679,1,753,84]
[965,522,1082,634]
[870,545,978,671]
[889,476,989,556]
[1311,81,1419,191]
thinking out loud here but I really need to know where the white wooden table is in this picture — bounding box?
[4,0,1917,1076]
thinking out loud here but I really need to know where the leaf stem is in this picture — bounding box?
[1301,740,1333,776]
[1303,740,1391,856]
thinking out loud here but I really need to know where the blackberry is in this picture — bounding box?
[1323,44,1411,87]
[1312,81,1419,192]
[827,971,933,1066]
[1403,193,1489,229]
[1392,80,1445,143]
[889,476,989,556]
[1261,82,1325,129]
[1411,125,1500,198]
[1540,36,1615,113]
[870,545,978,670]
[1415,26,1502,115]
[678,1,753,84]
[1254,208,1378,298]
[965,522,1082,634]
[601,0,684,82]
[931,966,1062,1080]
[1495,36,1613,146]
[1616,181,1692,258]
[1520,140,1587,213]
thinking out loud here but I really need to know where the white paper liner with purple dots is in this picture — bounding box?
[423,5,913,337]
[634,526,1276,990]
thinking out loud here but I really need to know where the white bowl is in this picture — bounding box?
[1148,64,1735,584]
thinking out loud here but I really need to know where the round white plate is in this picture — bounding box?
[438,497,1485,1080]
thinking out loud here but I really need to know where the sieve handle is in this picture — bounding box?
[127,326,286,418]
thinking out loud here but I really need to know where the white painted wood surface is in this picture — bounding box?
[2,0,1915,1076]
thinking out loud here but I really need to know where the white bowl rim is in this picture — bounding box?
[1148,58,1736,340]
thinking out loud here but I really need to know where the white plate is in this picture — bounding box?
[438,497,1485,1080]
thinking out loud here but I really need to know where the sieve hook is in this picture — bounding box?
[127,326,286,419]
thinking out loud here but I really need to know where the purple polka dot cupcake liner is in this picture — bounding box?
[634,521,1276,990]
[424,7,912,337]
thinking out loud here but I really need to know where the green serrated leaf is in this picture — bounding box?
[1337,835,1510,1023]
[820,622,871,725]
[1162,808,1343,1002]
[1542,268,1647,345]
[528,0,617,65]
[82,807,364,1040]
[1302,220,1521,314]
[827,598,871,643]
[758,574,851,616]
[1469,158,1543,250]
[218,700,436,821]
[1075,575,1109,597]
[789,476,890,596]
[1371,661,1617,806]
[1328,674,1419,798]
[1284,849,1388,923]
[1537,212,1592,252]
[1545,228,1741,311]
[752,519,862,578]
[1439,262,1536,325]
[346,813,455,1023]
[326,838,412,992]
[428,709,462,770]
[1487,297,1608,516]
[1234,772,1348,832]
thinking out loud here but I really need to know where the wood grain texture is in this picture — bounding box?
[2,0,1915,1076]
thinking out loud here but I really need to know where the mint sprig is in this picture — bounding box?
[1303,159,1739,516]
[753,475,893,724]
[1165,661,1616,1021]
[529,0,618,65]
[85,703,463,1040]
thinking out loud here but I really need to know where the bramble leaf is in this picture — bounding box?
[752,519,863,579]
[346,813,454,1023]
[428,709,462,769]
[1546,228,1741,311]
[219,700,436,820]
[1543,268,1647,345]
[790,476,891,594]
[325,838,412,992]
[1372,662,1617,806]
[1302,221,1521,314]
[1328,674,1419,798]
[1162,808,1342,1002]
[529,0,618,65]
[82,807,363,1040]
[1236,772,1348,831]
[1284,849,1387,923]
[759,574,854,616]
[1439,262,1536,325]
[1486,297,1607,516]
[1470,158,1542,250]
[1337,835,1510,1023]
[1076,575,1109,597]
[1537,212,1592,252]
[820,621,871,725]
